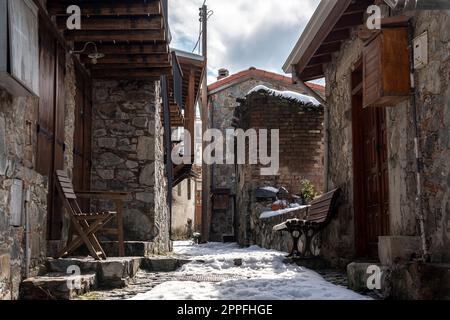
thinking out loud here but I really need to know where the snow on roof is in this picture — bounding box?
[247,85,321,106]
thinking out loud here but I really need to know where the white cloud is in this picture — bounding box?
[169,0,320,83]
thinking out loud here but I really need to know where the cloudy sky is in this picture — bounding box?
[169,0,321,84]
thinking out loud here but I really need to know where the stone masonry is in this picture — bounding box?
[322,10,450,266]
[235,91,324,247]
[207,69,324,242]
[91,80,170,253]
[0,53,77,299]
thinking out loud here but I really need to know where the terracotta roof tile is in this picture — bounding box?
[208,67,324,93]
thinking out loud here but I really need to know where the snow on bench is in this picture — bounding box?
[259,204,310,219]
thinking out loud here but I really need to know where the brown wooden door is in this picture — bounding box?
[352,63,390,259]
[73,64,92,211]
[362,107,389,257]
[37,20,66,240]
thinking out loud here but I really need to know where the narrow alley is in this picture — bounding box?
[77,241,370,300]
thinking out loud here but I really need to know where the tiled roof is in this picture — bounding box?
[207,67,325,94]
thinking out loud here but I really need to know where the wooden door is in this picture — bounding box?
[37,20,66,240]
[72,64,92,211]
[352,63,390,259]
[362,107,389,257]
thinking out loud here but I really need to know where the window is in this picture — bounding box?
[0,0,39,96]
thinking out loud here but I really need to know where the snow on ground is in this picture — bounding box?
[130,242,370,300]
[247,85,321,106]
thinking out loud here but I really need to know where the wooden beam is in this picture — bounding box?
[334,12,365,31]
[65,29,165,42]
[56,15,163,30]
[91,67,171,79]
[298,64,324,81]
[74,43,168,55]
[307,54,333,67]
[89,63,172,69]
[343,1,372,15]
[295,0,352,78]
[323,29,351,44]
[47,0,161,16]
[185,69,196,153]
[80,54,169,64]
[314,42,342,56]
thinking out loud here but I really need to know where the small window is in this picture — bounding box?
[177,183,182,197]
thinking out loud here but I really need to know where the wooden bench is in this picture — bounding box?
[273,188,341,258]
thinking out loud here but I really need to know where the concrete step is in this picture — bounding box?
[21,272,97,300]
[46,257,142,288]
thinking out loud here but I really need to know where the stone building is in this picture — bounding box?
[0,0,184,300]
[205,67,325,242]
[233,87,324,247]
[284,0,450,298]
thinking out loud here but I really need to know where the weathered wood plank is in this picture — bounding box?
[47,0,161,16]
[56,15,163,30]
[65,29,165,42]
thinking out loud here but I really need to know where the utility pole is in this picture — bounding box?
[200,4,209,243]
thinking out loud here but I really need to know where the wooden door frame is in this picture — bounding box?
[72,61,93,211]
[352,59,391,258]
[351,60,368,257]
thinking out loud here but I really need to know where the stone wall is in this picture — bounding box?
[91,80,170,253]
[323,10,450,266]
[235,91,324,247]
[0,54,78,299]
[207,76,316,242]
[0,90,47,300]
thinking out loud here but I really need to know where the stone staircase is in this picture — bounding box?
[20,254,191,300]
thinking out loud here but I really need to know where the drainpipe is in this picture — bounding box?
[25,188,31,278]
[293,72,330,192]
[407,21,430,262]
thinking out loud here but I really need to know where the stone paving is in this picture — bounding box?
[77,267,377,300]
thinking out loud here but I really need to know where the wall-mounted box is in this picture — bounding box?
[0,0,39,97]
[363,28,410,108]
[10,179,24,227]
[413,31,428,70]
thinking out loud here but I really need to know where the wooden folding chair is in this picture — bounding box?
[55,170,127,260]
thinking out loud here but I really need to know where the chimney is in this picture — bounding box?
[217,68,230,80]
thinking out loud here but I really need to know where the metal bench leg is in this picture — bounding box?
[302,228,316,258]
[288,230,302,258]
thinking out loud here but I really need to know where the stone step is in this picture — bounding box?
[21,272,97,300]
[46,257,142,289]
[47,240,158,258]
[141,256,192,272]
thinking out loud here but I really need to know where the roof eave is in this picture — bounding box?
[282,0,339,73]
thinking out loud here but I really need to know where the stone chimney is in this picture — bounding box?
[217,68,230,80]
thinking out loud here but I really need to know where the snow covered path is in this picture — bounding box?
[130,242,370,300]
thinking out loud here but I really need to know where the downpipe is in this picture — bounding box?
[407,21,430,262]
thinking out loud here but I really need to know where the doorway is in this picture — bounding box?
[72,63,93,212]
[352,61,390,259]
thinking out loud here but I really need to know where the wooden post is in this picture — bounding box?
[115,199,125,257]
